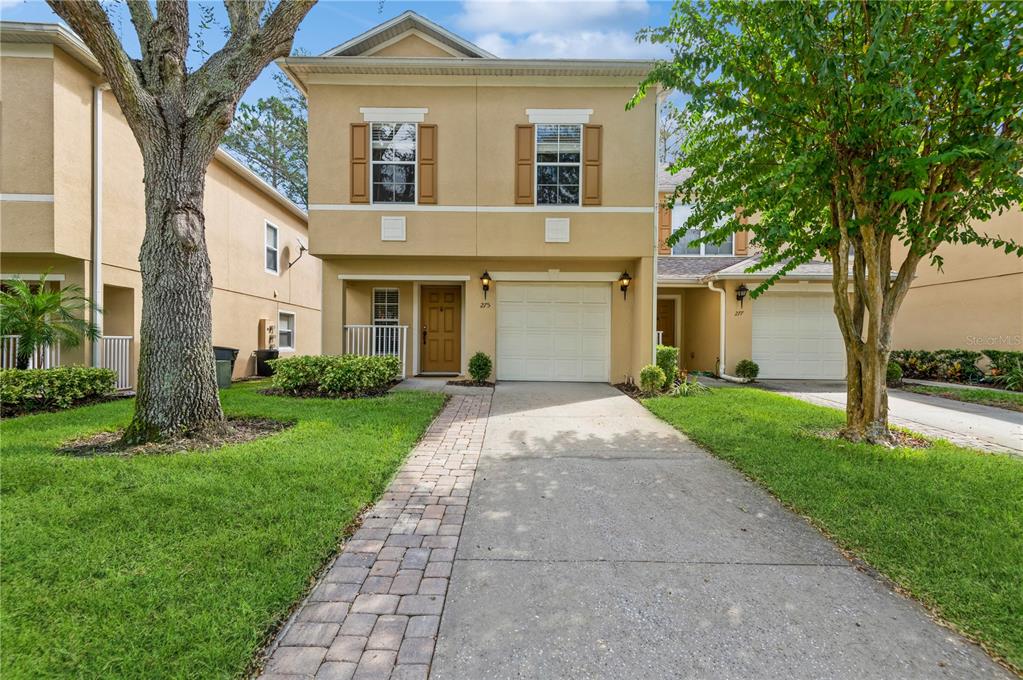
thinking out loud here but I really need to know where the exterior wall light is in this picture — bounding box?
[480,270,492,300]
[736,283,749,307]
[619,271,632,300]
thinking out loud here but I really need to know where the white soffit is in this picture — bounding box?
[526,108,594,124]
[360,107,428,123]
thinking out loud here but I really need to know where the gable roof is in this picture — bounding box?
[321,10,495,59]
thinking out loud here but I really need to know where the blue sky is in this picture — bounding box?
[0,0,675,103]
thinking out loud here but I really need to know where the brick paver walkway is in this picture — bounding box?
[259,393,491,680]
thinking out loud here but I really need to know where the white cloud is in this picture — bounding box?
[456,0,650,35]
[475,30,667,60]
[0,0,26,8]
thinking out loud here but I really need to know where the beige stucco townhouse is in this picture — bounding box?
[891,207,1022,352]
[0,22,322,386]
[281,12,659,382]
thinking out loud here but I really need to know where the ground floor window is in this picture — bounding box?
[277,311,295,350]
[372,288,400,354]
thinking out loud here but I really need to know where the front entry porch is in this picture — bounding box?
[339,276,469,379]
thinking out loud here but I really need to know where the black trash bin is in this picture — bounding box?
[254,348,279,377]
[213,346,239,381]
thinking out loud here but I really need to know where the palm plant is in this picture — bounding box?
[0,274,99,369]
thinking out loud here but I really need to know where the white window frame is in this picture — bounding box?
[370,122,417,206]
[670,205,735,256]
[264,221,280,274]
[372,288,400,326]
[277,311,296,351]
[534,123,582,207]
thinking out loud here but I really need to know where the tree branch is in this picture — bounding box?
[45,0,156,137]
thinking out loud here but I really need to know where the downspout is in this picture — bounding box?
[651,90,663,366]
[90,84,108,366]
[706,280,745,383]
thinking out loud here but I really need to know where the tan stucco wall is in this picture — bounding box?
[370,34,455,58]
[323,256,653,382]
[892,207,1023,350]
[0,52,56,253]
[306,82,657,260]
[1,43,321,382]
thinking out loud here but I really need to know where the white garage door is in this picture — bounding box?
[752,292,845,379]
[497,283,610,381]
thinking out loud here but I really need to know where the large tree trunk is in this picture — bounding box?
[843,343,892,444]
[122,142,224,444]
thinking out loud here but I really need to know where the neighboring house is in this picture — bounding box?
[280,12,659,383]
[891,207,1022,352]
[0,22,322,386]
[656,168,846,379]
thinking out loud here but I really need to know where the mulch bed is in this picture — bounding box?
[613,382,643,400]
[258,382,399,399]
[446,380,495,388]
[58,417,293,457]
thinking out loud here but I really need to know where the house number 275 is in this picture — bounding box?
[480,302,492,309]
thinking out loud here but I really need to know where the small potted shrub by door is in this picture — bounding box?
[255,325,279,377]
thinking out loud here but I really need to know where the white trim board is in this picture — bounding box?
[1,273,66,281]
[1,194,55,203]
[311,204,653,214]
[360,107,428,123]
[338,274,471,282]
[526,108,593,124]
[490,271,621,282]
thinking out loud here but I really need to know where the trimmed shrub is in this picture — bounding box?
[734,359,760,381]
[268,355,401,396]
[0,366,116,413]
[655,345,679,388]
[639,364,666,395]
[992,357,1023,392]
[468,352,493,384]
[889,349,983,383]
[983,349,1023,376]
[886,361,903,387]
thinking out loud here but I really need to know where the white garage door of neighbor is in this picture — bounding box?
[497,283,610,382]
[752,292,845,379]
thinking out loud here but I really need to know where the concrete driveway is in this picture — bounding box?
[759,379,1022,455]
[431,382,1009,679]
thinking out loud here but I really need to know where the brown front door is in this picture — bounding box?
[421,286,461,373]
[657,299,676,347]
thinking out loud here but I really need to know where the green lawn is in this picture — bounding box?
[645,388,1023,671]
[0,382,444,679]
[900,384,1023,412]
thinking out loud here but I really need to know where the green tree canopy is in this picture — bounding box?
[223,73,307,207]
[632,0,1022,443]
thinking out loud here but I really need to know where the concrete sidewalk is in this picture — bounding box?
[431,382,1010,679]
[760,379,1022,455]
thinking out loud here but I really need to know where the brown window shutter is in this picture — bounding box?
[582,124,602,206]
[515,124,534,205]
[350,123,369,204]
[734,229,749,256]
[658,192,672,255]
[418,124,437,204]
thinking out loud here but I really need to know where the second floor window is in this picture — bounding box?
[671,205,734,256]
[265,222,279,273]
[372,123,416,204]
[536,124,581,205]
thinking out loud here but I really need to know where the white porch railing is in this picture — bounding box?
[100,336,133,389]
[657,330,664,345]
[1,335,61,369]
[344,325,408,378]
